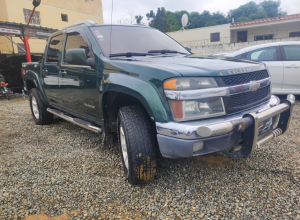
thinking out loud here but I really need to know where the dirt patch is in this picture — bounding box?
[196,155,233,165]
[23,210,80,220]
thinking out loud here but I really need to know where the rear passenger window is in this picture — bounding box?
[246,47,277,61]
[283,45,300,61]
[46,34,63,63]
[64,32,90,62]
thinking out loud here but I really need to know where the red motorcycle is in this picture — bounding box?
[0,75,10,100]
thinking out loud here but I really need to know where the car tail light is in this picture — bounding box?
[1,82,5,85]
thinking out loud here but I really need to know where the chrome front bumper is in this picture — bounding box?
[156,94,295,158]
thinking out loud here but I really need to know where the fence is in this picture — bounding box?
[179,28,300,48]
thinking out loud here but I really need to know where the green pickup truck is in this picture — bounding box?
[22,21,295,185]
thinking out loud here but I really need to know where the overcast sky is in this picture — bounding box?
[101,0,300,25]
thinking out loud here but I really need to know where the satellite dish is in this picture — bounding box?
[181,14,188,30]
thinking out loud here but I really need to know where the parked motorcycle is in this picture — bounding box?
[0,74,10,100]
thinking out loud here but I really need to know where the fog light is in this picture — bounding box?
[193,141,204,152]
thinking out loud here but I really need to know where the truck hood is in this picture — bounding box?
[109,55,265,78]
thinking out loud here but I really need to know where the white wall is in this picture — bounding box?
[167,24,231,47]
[191,37,300,56]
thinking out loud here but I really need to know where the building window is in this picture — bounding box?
[237,31,247,42]
[23,9,41,25]
[210,32,220,42]
[289,31,300,38]
[254,34,274,41]
[61,14,68,22]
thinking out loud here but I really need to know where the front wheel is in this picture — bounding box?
[117,106,157,185]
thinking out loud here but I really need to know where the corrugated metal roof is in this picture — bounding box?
[0,21,59,31]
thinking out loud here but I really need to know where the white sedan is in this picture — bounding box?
[222,42,300,95]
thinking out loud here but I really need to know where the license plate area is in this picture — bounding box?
[258,118,272,134]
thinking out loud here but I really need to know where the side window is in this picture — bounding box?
[234,53,244,59]
[46,34,63,63]
[246,47,277,61]
[64,32,90,62]
[283,45,300,61]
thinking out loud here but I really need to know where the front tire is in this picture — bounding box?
[29,88,53,125]
[117,106,157,185]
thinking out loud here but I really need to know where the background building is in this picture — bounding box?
[0,0,103,55]
[167,14,300,56]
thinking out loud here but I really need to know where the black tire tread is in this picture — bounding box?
[29,88,53,125]
[118,106,157,185]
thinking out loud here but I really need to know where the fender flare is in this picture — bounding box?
[102,73,172,122]
[23,70,49,105]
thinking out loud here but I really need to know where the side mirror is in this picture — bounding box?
[65,49,94,66]
[184,46,192,53]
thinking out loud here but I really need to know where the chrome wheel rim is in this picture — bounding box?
[120,126,129,170]
[32,97,39,119]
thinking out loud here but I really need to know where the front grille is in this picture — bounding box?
[222,70,269,86]
[230,85,270,108]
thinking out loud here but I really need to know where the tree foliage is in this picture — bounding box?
[228,0,287,22]
[145,0,287,32]
[135,15,143,24]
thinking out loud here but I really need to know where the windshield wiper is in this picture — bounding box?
[109,52,150,58]
[148,50,188,55]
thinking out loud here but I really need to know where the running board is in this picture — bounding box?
[47,108,102,134]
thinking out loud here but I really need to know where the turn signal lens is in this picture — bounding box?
[169,101,183,119]
[163,79,177,90]
[163,77,217,90]
[6,83,8,86]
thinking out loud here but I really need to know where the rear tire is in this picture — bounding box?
[117,106,157,185]
[29,88,53,125]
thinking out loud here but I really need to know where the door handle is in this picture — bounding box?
[286,65,300,68]
[59,70,67,76]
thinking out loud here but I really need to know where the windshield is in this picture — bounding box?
[90,26,189,58]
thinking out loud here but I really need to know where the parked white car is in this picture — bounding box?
[221,42,300,95]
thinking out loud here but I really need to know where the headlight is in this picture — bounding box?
[169,97,226,122]
[163,77,217,90]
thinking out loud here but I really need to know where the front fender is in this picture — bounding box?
[23,65,49,105]
[102,73,172,122]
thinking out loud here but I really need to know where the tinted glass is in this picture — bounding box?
[64,32,90,62]
[234,53,244,59]
[246,47,277,61]
[90,26,189,57]
[46,34,63,63]
[283,45,300,61]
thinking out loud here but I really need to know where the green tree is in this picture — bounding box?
[147,8,172,32]
[135,15,143,24]
[260,0,287,17]
[228,0,287,22]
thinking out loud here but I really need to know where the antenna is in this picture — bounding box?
[181,13,188,30]
[110,0,113,56]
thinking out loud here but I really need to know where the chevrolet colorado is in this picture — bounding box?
[22,21,295,185]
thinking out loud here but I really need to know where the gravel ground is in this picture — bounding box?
[0,94,299,219]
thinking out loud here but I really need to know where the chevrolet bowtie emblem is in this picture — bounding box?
[249,81,260,92]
